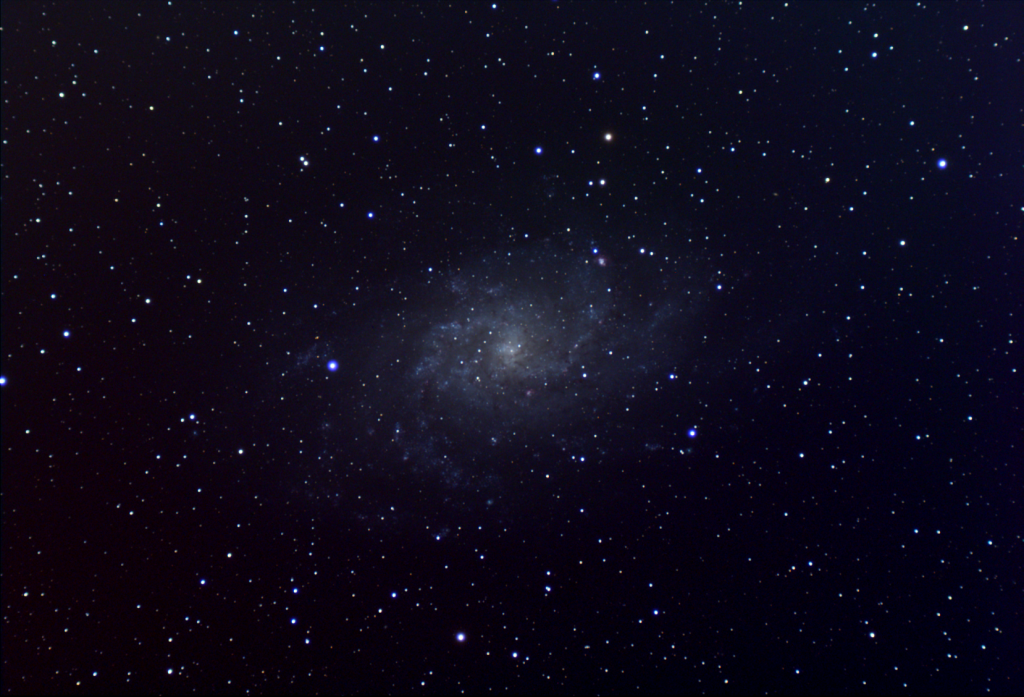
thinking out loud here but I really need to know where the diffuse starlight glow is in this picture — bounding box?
[348,237,703,466]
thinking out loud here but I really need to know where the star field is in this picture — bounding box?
[2,2,1021,694]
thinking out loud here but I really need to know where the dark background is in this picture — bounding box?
[2,1,1021,694]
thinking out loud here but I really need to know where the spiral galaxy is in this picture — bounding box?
[325,236,704,484]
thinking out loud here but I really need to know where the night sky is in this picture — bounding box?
[2,2,1021,694]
